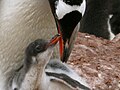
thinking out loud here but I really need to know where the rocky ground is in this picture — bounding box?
[68,32,120,90]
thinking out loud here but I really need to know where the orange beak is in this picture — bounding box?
[57,23,64,62]
[48,34,61,47]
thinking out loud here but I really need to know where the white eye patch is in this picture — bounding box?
[32,56,38,64]
[56,0,86,19]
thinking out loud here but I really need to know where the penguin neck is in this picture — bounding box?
[10,57,50,90]
[24,55,48,74]
[26,58,49,90]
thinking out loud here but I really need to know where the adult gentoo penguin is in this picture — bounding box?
[0,0,86,89]
[49,0,86,62]
[9,34,90,90]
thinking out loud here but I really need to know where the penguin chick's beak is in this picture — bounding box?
[47,34,61,48]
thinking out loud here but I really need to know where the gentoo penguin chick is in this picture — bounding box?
[49,0,86,62]
[9,34,90,90]
[8,34,61,90]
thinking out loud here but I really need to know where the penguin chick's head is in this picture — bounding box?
[25,34,61,65]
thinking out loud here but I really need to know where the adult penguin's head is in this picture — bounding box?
[49,0,86,62]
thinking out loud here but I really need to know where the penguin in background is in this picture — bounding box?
[80,0,112,39]
[109,15,120,36]
[109,0,120,36]
[80,0,120,40]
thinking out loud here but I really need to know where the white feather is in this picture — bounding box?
[56,0,86,19]
[45,59,90,88]
[107,14,115,40]
[0,71,6,90]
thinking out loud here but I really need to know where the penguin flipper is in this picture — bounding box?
[46,72,90,90]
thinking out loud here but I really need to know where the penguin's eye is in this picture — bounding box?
[35,45,41,52]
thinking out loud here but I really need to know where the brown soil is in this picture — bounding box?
[68,32,120,90]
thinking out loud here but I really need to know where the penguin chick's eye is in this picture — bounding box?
[35,45,42,52]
